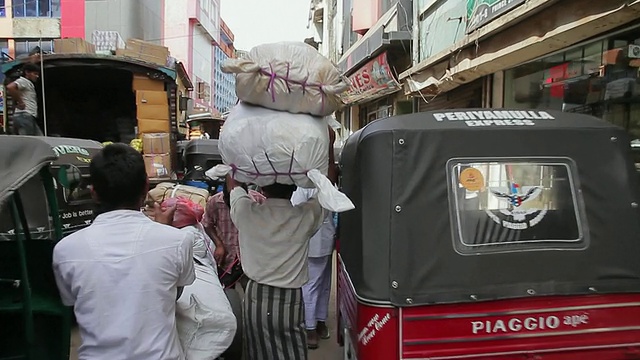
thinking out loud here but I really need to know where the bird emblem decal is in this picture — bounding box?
[490,183,542,208]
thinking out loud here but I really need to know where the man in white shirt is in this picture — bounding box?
[52,144,196,360]
[291,187,336,349]
[6,63,43,135]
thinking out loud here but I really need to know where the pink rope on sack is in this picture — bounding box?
[285,62,292,93]
[267,63,278,103]
[227,153,309,183]
[257,66,332,113]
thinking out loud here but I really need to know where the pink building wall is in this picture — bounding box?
[352,0,381,35]
[60,0,85,38]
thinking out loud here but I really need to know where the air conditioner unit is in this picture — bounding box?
[628,44,640,59]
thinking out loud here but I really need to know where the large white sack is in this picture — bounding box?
[176,227,236,360]
[222,42,349,117]
[206,102,354,213]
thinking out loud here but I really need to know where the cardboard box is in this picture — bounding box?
[117,39,170,66]
[117,48,168,66]
[144,153,171,179]
[137,104,170,120]
[142,133,171,154]
[136,90,168,106]
[54,38,95,54]
[132,75,165,91]
[126,38,169,58]
[138,118,170,134]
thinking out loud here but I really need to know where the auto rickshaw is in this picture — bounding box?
[337,109,640,359]
[0,135,71,360]
[38,137,102,236]
[182,138,224,193]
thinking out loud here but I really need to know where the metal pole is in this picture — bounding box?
[39,36,47,136]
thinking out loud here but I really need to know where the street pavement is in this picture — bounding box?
[69,255,343,359]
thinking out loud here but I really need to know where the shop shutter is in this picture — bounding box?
[417,78,484,112]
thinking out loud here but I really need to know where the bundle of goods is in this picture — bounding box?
[221,42,349,117]
[207,102,354,212]
[142,133,171,179]
[209,42,354,212]
[145,182,209,210]
[162,198,237,359]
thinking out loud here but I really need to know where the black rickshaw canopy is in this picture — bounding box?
[0,135,58,207]
[339,109,640,307]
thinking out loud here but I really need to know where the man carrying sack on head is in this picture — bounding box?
[226,128,338,359]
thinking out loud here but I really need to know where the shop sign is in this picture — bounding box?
[341,52,401,105]
[467,0,526,33]
[0,85,4,112]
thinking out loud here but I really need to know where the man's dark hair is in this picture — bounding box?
[22,63,40,74]
[261,183,296,200]
[90,143,147,211]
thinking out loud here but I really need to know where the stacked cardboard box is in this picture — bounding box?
[54,38,96,54]
[142,133,171,179]
[136,90,170,134]
[117,39,169,67]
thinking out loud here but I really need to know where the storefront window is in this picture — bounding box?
[504,26,640,141]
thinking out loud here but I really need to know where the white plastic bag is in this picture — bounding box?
[176,227,237,360]
[222,42,349,117]
[206,102,354,213]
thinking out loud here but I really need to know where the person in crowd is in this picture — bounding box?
[202,182,265,289]
[6,63,42,135]
[227,126,338,359]
[291,187,336,349]
[162,197,237,360]
[52,144,196,360]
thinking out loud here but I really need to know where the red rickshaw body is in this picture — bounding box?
[339,257,640,359]
[336,110,640,360]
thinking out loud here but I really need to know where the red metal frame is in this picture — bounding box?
[337,254,640,360]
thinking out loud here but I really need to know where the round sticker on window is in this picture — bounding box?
[459,168,484,191]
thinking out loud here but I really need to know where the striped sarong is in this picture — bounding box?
[244,279,307,359]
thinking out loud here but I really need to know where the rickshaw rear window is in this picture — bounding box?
[448,158,587,255]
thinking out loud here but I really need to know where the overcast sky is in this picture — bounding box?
[220,0,312,51]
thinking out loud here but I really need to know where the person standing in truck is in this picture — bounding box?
[6,63,42,135]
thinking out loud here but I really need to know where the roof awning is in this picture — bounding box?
[176,62,194,90]
[337,1,411,75]
[400,0,640,96]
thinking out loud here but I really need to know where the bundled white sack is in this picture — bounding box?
[206,102,354,213]
[222,42,349,117]
[176,225,237,360]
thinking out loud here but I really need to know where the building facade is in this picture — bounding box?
[401,0,640,143]
[85,0,162,46]
[213,19,236,114]
[334,0,413,134]
[163,0,220,114]
[0,0,84,60]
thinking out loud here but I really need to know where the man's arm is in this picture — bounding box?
[6,81,24,110]
[227,176,253,226]
[201,199,226,265]
[328,126,338,185]
[52,249,76,306]
[176,232,196,300]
